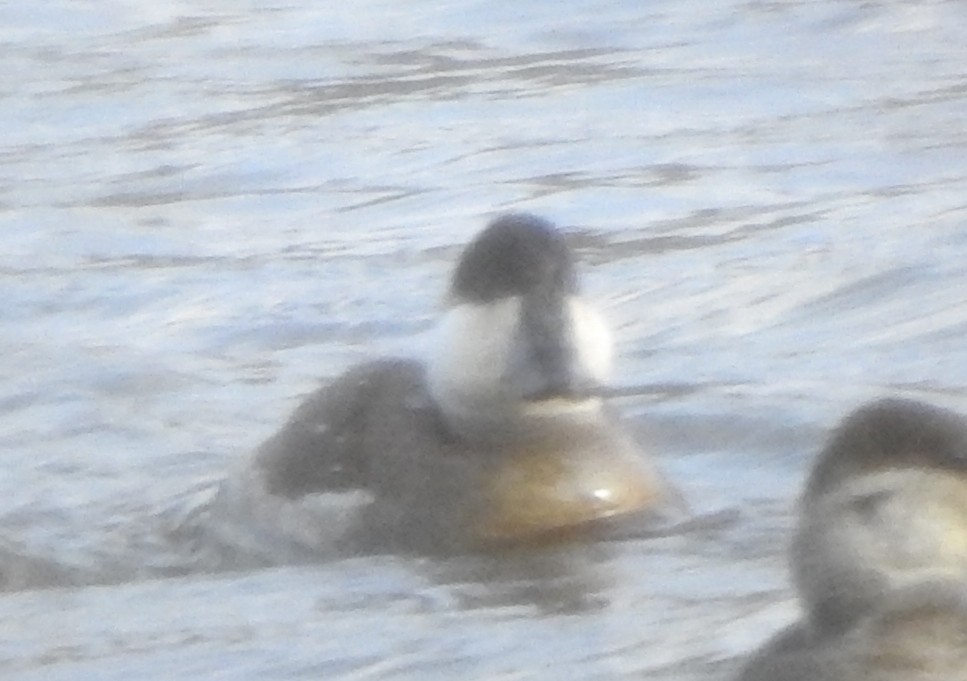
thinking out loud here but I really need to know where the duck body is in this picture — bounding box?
[738,580,967,681]
[253,357,671,554]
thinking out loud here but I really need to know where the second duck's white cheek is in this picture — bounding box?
[792,470,967,618]
[426,298,523,405]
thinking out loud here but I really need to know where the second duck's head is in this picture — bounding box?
[426,213,612,439]
[791,398,967,632]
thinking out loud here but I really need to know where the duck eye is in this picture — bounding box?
[849,489,892,519]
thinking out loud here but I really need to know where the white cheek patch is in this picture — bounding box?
[426,298,522,408]
[568,297,613,385]
[427,296,615,423]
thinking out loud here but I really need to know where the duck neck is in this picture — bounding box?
[439,397,607,446]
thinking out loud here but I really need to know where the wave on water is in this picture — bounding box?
[0,468,374,593]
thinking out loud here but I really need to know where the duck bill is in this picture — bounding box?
[516,287,576,399]
[512,288,612,403]
[473,440,672,546]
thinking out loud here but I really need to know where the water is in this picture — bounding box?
[2,0,967,678]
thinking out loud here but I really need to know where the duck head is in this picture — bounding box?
[426,213,612,441]
[791,398,967,631]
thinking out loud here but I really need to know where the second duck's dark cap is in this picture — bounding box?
[805,397,967,499]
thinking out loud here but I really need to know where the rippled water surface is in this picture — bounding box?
[2,1,967,679]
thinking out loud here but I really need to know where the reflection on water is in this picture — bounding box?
[2,0,967,678]
[427,544,616,615]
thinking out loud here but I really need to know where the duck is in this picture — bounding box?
[735,397,967,680]
[216,213,682,558]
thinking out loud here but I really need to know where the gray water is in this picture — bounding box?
[2,0,967,678]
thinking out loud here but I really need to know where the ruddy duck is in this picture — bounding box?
[736,398,967,680]
[240,213,682,555]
